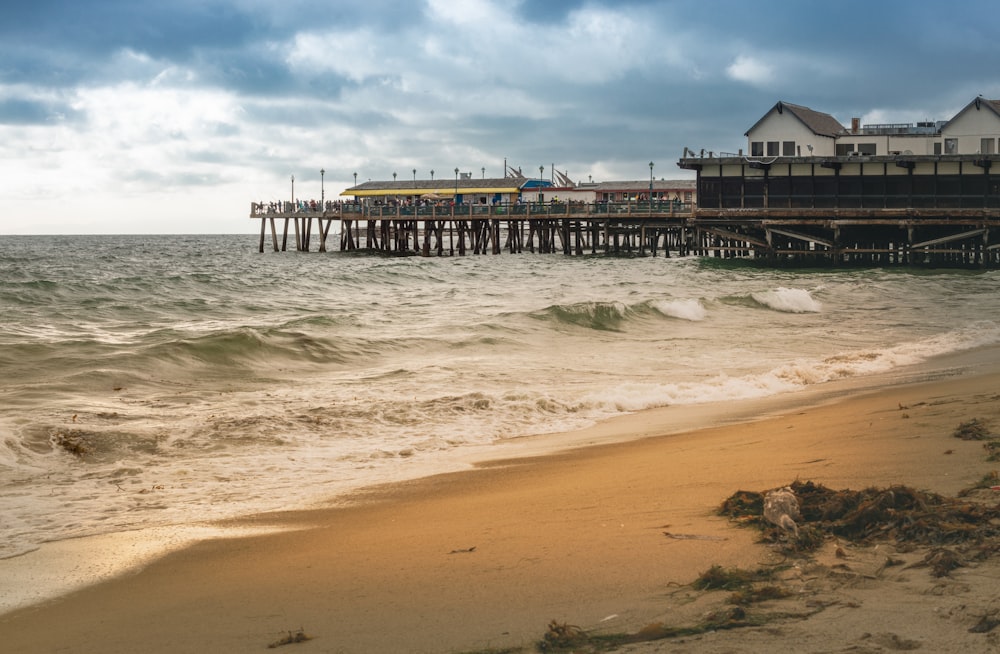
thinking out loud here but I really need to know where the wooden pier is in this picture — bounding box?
[251,201,694,257]
[253,151,1000,267]
[250,199,1000,266]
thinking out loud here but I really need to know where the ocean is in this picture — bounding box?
[2,234,999,578]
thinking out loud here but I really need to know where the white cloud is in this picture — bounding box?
[726,54,774,85]
[285,29,385,83]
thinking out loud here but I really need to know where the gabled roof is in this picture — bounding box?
[941,96,1000,130]
[745,101,844,138]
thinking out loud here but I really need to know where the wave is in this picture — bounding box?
[531,297,712,331]
[649,298,707,321]
[722,287,822,313]
[531,301,632,331]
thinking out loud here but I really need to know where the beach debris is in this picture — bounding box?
[662,531,726,541]
[52,430,91,457]
[763,486,801,537]
[953,418,991,440]
[448,546,476,554]
[538,620,587,650]
[692,565,774,592]
[969,612,1000,634]
[720,480,1000,553]
[959,471,1000,496]
[267,628,312,648]
[907,547,965,577]
[728,584,794,606]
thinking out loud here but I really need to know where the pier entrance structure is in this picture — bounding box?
[676,97,1000,266]
[680,153,1000,266]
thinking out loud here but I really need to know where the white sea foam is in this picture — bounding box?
[585,321,1000,413]
[652,298,707,321]
[752,287,822,313]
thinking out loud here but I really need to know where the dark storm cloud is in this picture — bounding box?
[2,0,999,233]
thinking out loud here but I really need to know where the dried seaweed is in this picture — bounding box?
[53,430,91,457]
[720,480,1000,553]
[538,620,587,651]
[267,629,312,648]
[953,418,991,440]
[909,547,965,577]
[728,585,794,606]
[692,565,771,591]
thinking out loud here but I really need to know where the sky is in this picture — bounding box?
[2,0,999,234]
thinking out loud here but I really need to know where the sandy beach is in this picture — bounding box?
[2,369,999,653]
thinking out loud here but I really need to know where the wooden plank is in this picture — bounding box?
[911,229,986,248]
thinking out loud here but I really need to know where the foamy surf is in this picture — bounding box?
[751,287,823,313]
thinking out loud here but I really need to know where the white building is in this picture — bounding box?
[744,97,1000,159]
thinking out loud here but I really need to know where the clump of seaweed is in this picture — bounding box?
[720,480,1000,553]
[911,547,965,577]
[984,441,1000,462]
[957,471,1000,497]
[53,430,91,457]
[692,565,793,606]
[728,585,794,606]
[537,620,588,651]
[953,418,991,440]
[533,601,809,653]
[692,564,770,591]
[267,629,312,648]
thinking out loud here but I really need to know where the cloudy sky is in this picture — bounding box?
[2,0,999,234]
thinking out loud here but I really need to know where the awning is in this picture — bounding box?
[340,187,521,197]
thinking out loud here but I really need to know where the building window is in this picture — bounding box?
[836,143,855,156]
[981,138,996,154]
[944,138,958,154]
[858,143,877,155]
[751,141,763,156]
[684,192,693,203]
[782,141,795,156]
[766,141,779,156]
[934,142,942,155]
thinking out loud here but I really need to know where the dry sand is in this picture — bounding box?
[2,371,999,653]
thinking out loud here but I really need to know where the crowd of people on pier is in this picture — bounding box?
[251,199,346,215]
[251,195,692,217]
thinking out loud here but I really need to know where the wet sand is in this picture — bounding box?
[1,370,999,653]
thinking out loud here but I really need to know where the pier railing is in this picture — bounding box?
[250,200,693,220]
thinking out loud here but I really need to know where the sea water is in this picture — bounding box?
[2,234,999,571]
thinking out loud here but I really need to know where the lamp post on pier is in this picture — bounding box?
[290,174,295,211]
[430,169,434,180]
[353,171,357,187]
[412,168,416,182]
[320,168,325,210]
[649,161,654,206]
[454,167,459,204]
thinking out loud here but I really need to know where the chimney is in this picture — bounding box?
[851,117,860,134]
